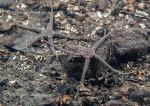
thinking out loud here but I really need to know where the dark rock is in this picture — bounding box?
[111,1,123,16]
[14,81,22,89]
[104,77,115,88]
[95,0,108,11]
[0,79,8,94]
[0,54,9,62]
[108,29,150,64]
[25,0,39,6]
[78,0,87,6]
[0,79,8,86]
[0,0,15,9]
[41,103,57,106]
[128,89,150,105]
[25,0,41,10]
[58,54,70,64]
[63,57,101,81]
[111,7,122,16]
[83,98,98,106]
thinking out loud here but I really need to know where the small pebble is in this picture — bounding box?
[123,4,135,13]
[6,15,12,21]
[97,11,102,18]
[7,80,16,86]
[125,25,129,28]
[21,3,27,9]
[137,2,145,9]
[22,20,29,26]
[74,6,79,11]
[119,13,124,17]
[104,100,124,106]
[139,23,146,28]
[0,0,15,9]
[135,10,149,17]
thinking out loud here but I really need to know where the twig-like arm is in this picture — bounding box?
[95,54,132,75]
[80,58,90,83]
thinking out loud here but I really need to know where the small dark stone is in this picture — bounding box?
[67,11,76,18]
[83,98,98,106]
[27,2,41,11]
[0,54,9,62]
[0,0,15,9]
[95,0,108,11]
[128,89,150,104]
[96,26,109,37]
[78,0,87,6]
[63,57,101,81]
[58,3,67,13]
[109,29,150,63]
[14,81,22,89]
[0,79,8,86]
[58,54,70,64]
[104,78,115,88]
[111,7,121,16]
[0,79,8,94]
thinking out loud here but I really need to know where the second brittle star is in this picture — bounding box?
[14,9,92,56]
[45,29,133,84]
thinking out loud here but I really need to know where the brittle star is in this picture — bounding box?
[14,6,92,55]
[45,29,133,83]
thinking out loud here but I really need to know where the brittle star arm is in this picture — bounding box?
[15,24,92,42]
[75,58,91,99]
[44,40,80,56]
[53,32,92,41]
[94,54,133,75]
[80,58,91,83]
[92,30,111,49]
[45,4,57,55]
[25,1,57,55]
